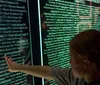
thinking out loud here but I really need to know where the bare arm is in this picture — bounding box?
[5,56,54,80]
[19,65,54,80]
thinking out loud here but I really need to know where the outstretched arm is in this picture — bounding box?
[5,56,54,80]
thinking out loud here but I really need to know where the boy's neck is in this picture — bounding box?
[84,70,100,83]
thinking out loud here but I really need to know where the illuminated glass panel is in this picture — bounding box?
[0,0,34,85]
[38,0,100,85]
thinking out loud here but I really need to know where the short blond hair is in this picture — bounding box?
[69,29,100,70]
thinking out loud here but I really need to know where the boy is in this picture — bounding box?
[5,29,100,85]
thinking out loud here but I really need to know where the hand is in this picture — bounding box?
[5,56,22,72]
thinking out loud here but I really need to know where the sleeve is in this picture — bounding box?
[52,67,77,85]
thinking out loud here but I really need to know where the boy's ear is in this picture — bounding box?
[83,59,89,70]
[84,59,88,63]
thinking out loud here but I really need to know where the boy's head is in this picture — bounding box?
[69,29,100,78]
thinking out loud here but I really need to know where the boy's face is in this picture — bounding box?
[69,51,86,78]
